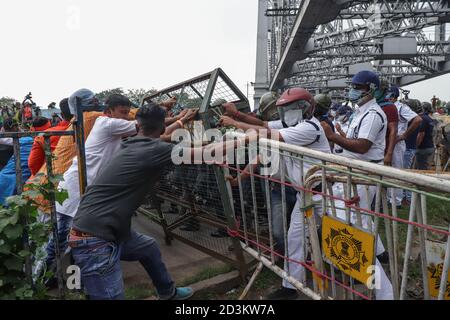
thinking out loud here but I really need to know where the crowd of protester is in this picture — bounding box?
[1,72,450,300]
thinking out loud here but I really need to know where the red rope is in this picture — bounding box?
[219,163,450,238]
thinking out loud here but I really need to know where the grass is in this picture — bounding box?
[195,267,281,300]
[124,264,234,300]
[375,193,450,299]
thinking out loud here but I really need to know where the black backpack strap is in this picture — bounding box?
[354,109,385,139]
[303,120,321,146]
[282,121,289,129]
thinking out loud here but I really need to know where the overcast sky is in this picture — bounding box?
[0,0,448,107]
[0,0,258,106]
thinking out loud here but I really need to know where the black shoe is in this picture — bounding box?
[377,252,390,264]
[265,287,298,300]
[180,219,200,232]
[211,228,229,238]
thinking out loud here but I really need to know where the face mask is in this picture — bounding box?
[280,109,303,127]
[348,88,365,103]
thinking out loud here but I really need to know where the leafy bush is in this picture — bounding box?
[0,174,67,299]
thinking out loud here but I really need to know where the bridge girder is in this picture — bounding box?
[257,0,450,95]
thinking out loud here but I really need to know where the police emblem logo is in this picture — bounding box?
[426,240,450,300]
[322,216,375,285]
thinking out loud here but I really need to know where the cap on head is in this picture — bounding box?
[276,88,314,107]
[68,88,100,115]
[313,93,332,117]
[258,92,279,120]
[351,71,380,90]
[387,85,400,99]
[260,92,278,110]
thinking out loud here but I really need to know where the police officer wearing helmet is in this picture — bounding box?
[322,70,394,300]
[220,87,324,133]
[323,71,388,163]
[314,93,335,152]
[258,92,280,122]
[220,88,331,300]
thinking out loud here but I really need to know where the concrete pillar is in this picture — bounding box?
[254,0,270,111]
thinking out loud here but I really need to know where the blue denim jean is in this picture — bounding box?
[45,213,73,268]
[70,230,175,300]
[270,185,298,254]
[403,149,416,202]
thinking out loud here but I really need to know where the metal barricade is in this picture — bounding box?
[220,134,450,300]
[138,69,255,278]
[0,103,88,299]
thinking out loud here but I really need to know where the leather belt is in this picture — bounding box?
[70,229,94,238]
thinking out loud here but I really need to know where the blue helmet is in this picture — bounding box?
[351,71,380,91]
[331,102,342,111]
[337,105,353,116]
[387,85,400,99]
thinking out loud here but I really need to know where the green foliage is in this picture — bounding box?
[127,89,157,105]
[0,96,18,107]
[95,88,157,106]
[95,88,125,103]
[0,175,66,300]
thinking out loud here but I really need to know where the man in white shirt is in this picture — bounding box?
[220,88,331,300]
[323,71,394,300]
[43,92,138,276]
[386,86,423,207]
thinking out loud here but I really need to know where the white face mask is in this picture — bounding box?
[283,109,303,127]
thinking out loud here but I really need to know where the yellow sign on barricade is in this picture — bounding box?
[426,240,450,300]
[322,216,375,286]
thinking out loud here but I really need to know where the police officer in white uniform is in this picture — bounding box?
[220,88,331,300]
[386,86,423,207]
[323,71,394,300]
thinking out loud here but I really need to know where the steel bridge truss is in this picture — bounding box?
[256,0,450,98]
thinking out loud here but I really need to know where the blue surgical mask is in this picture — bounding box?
[348,88,364,103]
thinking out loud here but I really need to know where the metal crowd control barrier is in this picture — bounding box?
[138,69,255,279]
[0,105,88,300]
[219,133,450,300]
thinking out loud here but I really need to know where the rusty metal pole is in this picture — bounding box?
[12,137,33,287]
[74,98,88,195]
[43,136,65,300]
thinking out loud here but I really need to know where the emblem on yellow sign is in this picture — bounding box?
[426,240,450,300]
[322,216,375,285]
